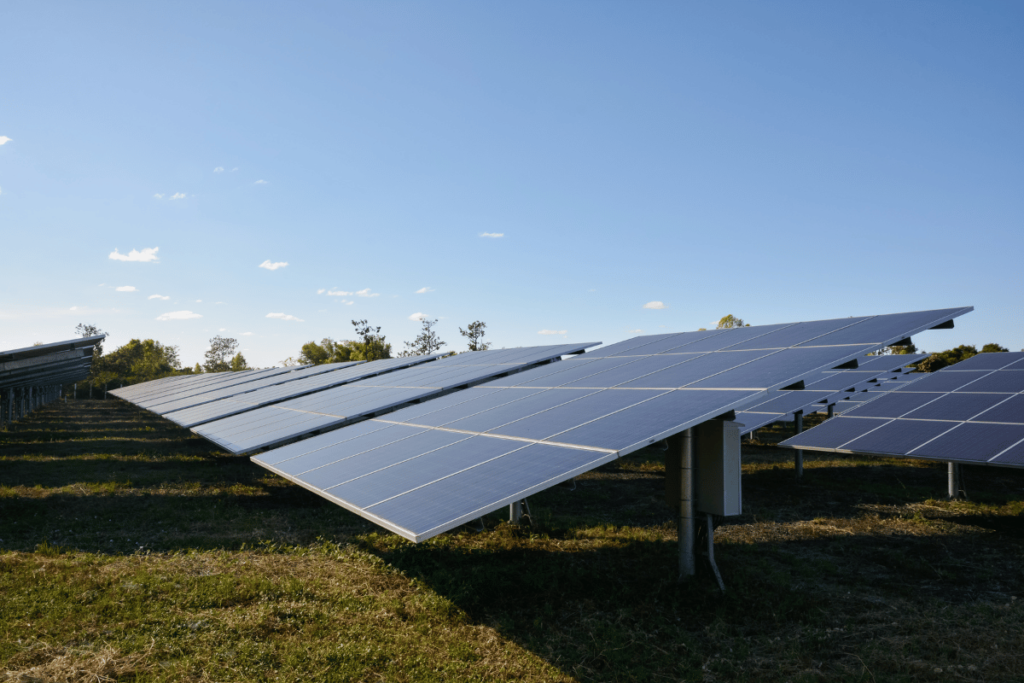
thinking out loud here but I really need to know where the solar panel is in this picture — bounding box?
[252,308,972,542]
[163,356,443,428]
[133,367,300,410]
[0,334,105,426]
[196,343,597,454]
[782,352,1024,469]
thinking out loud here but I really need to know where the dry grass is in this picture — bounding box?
[1,401,1022,681]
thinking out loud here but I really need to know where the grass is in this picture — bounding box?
[1,400,1022,682]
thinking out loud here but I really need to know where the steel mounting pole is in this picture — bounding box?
[794,411,804,479]
[678,428,695,581]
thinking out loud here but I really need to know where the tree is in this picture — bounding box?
[717,315,749,329]
[76,323,105,357]
[229,352,251,371]
[401,318,446,356]
[459,320,491,352]
[299,338,356,366]
[350,320,392,362]
[917,344,978,372]
[90,339,182,386]
[982,343,1009,353]
[193,363,203,374]
[871,341,919,356]
[203,336,239,373]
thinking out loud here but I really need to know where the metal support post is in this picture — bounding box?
[794,411,804,479]
[827,404,834,419]
[509,500,522,523]
[948,462,962,500]
[678,428,695,581]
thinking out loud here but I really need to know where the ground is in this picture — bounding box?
[1,400,1022,682]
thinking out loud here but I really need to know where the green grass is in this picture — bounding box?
[1,401,1022,681]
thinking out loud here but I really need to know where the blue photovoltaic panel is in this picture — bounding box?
[194,344,597,453]
[151,362,363,415]
[251,308,973,542]
[162,356,439,428]
[783,353,1024,469]
[135,368,297,410]
[991,441,1024,466]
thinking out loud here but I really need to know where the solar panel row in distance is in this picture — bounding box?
[197,343,597,455]
[164,356,445,428]
[252,308,971,542]
[781,351,1024,468]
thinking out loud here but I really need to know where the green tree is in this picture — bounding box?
[91,339,182,386]
[459,321,491,352]
[917,344,979,372]
[229,352,251,371]
[193,363,203,374]
[299,338,356,366]
[871,341,919,356]
[717,315,749,329]
[401,318,446,356]
[203,336,239,373]
[982,343,1009,353]
[350,320,392,362]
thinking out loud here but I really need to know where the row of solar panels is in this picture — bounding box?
[1,334,106,426]
[111,307,989,542]
[782,351,1024,469]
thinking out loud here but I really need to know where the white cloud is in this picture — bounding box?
[153,193,164,199]
[148,294,170,300]
[219,328,226,332]
[627,329,643,334]
[195,300,202,303]
[408,312,428,321]
[170,192,186,200]
[214,166,224,173]
[110,247,159,262]
[415,287,434,294]
[480,232,504,238]
[0,136,11,145]
[317,288,326,294]
[242,332,254,336]
[69,306,77,311]
[538,329,567,335]
[231,167,239,172]
[115,285,137,292]
[643,301,667,310]
[156,310,202,321]
[325,289,352,296]
[259,259,288,271]
[254,179,268,185]
[267,312,304,322]
[356,288,379,297]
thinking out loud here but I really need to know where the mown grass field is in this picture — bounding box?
[1,399,1022,682]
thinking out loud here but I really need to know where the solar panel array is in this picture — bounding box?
[164,357,446,428]
[736,354,927,432]
[781,352,1024,469]
[1,334,106,426]
[251,308,970,542]
[197,344,597,454]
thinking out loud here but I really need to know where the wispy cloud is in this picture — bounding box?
[231,167,239,172]
[110,247,159,263]
[325,289,352,296]
[153,193,164,199]
[538,329,567,335]
[627,329,643,334]
[219,328,226,332]
[317,288,326,294]
[156,310,201,321]
[254,179,268,185]
[213,166,224,173]
[170,192,186,200]
[242,332,254,336]
[267,312,304,322]
[70,306,77,311]
[415,287,434,294]
[356,288,379,297]
[115,285,137,292]
[259,260,288,271]
[408,312,428,321]
[480,232,504,238]
[643,301,667,310]
[148,294,170,300]
[0,136,11,145]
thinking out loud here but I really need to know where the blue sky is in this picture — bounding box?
[1,1,1021,366]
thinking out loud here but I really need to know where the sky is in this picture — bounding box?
[1,1,1021,367]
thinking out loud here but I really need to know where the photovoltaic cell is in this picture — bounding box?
[971,395,1024,424]
[939,352,1024,371]
[842,420,955,456]
[911,423,1024,462]
[902,393,1010,421]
